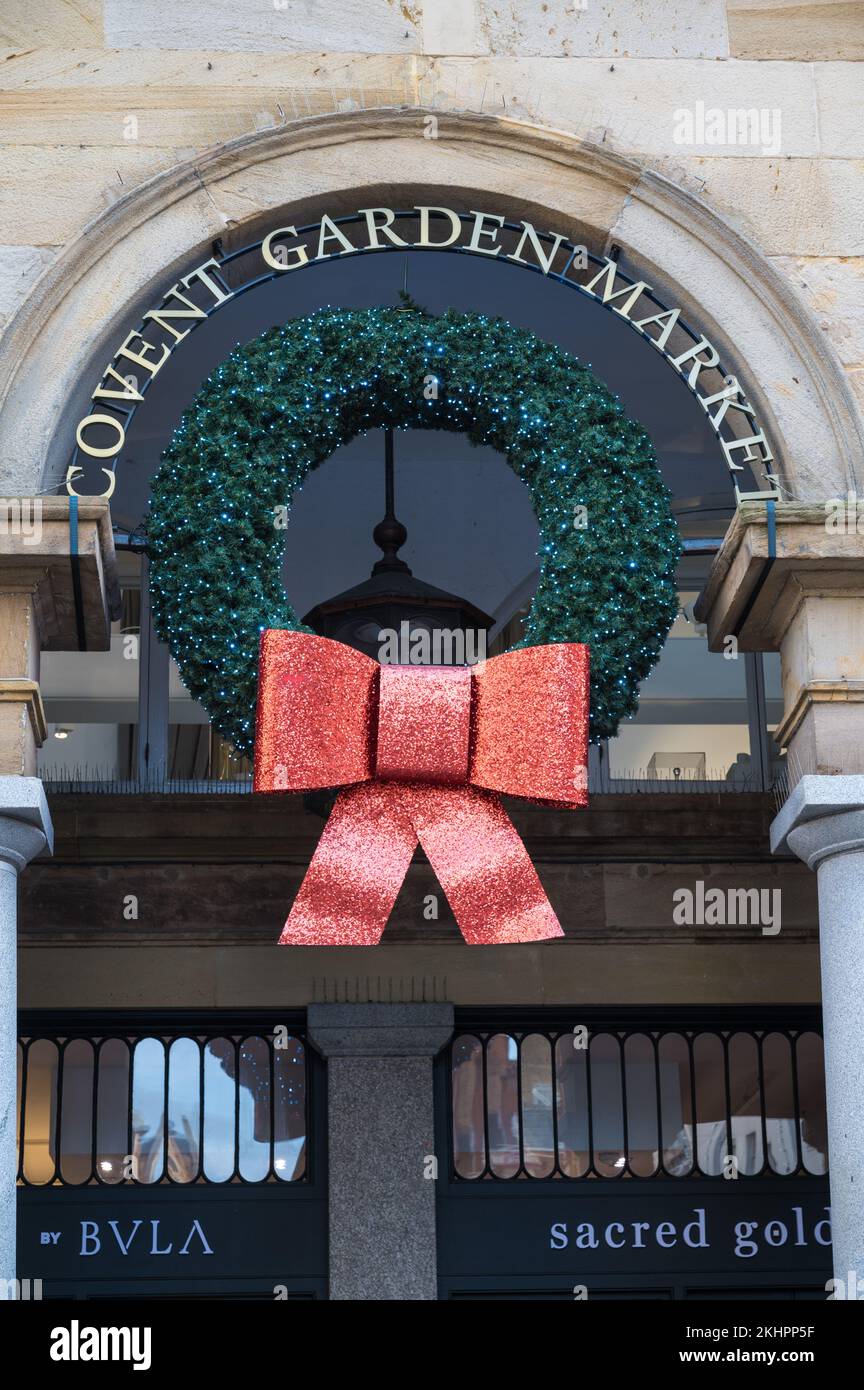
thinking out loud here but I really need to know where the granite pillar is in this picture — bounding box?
[307,1002,453,1301]
[772,775,864,1285]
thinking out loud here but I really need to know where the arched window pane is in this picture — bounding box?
[96,1038,130,1184]
[59,1039,94,1184]
[274,1037,306,1181]
[591,1033,624,1177]
[625,1033,659,1176]
[520,1034,554,1178]
[555,1034,589,1177]
[238,1037,270,1182]
[658,1033,693,1175]
[167,1037,201,1183]
[131,1037,166,1184]
[728,1032,763,1175]
[693,1033,727,1176]
[23,1040,58,1185]
[452,1035,485,1179]
[203,1038,236,1182]
[796,1032,828,1175]
[762,1032,797,1175]
[487,1034,519,1177]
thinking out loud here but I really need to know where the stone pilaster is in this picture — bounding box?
[307,1003,453,1300]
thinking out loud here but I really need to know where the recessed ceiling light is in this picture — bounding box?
[53,728,72,740]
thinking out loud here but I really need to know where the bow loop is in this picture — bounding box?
[254,630,377,791]
[471,644,589,805]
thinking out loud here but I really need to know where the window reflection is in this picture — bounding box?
[520,1034,554,1178]
[591,1033,625,1177]
[60,1040,94,1185]
[797,1032,829,1175]
[693,1033,727,1176]
[203,1038,236,1182]
[18,1027,309,1186]
[23,1040,58,1184]
[555,1034,589,1177]
[452,1035,485,1179]
[96,1038,130,1184]
[728,1032,764,1176]
[625,1033,659,1177]
[274,1039,307,1181]
[238,1037,270,1182]
[487,1034,519,1178]
[762,1032,797,1176]
[167,1037,200,1182]
[449,1025,827,1181]
[658,1033,692,1175]
[131,1037,166,1184]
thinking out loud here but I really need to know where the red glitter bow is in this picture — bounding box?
[253,630,589,945]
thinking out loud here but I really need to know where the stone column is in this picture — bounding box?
[771,776,864,1284]
[307,1003,453,1300]
[0,779,53,1289]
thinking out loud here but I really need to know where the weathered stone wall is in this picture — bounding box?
[17,792,819,1007]
[0,0,861,421]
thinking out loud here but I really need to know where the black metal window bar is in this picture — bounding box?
[450,1024,828,1182]
[17,1020,309,1187]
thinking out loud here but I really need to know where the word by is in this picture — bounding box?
[673,881,781,935]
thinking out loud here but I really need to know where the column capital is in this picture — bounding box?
[694,502,864,653]
[771,774,864,867]
[0,495,120,651]
[307,1003,454,1058]
[0,776,53,872]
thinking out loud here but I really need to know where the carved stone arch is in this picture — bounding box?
[0,108,860,499]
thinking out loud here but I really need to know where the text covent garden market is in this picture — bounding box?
[69,206,772,493]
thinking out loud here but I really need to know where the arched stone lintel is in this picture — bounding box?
[0,108,859,500]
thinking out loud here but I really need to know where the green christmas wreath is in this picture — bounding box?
[148,305,680,755]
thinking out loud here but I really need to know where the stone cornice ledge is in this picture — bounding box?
[695,502,864,651]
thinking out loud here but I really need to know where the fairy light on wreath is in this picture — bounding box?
[148,305,681,753]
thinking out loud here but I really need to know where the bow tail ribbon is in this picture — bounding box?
[279,781,562,946]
